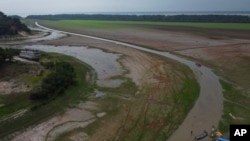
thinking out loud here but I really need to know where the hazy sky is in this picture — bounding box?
[1,0,250,16]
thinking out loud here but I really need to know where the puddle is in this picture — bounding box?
[22,45,125,87]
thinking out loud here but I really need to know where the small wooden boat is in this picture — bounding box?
[19,49,40,61]
[195,130,208,140]
[196,62,202,67]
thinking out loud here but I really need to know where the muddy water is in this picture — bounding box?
[36,23,224,141]
[28,31,65,43]
[23,45,124,88]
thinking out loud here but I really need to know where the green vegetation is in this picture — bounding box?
[0,11,30,37]
[0,48,20,65]
[27,14,250,23]
[219,79,250,133]
[40,20,250,31]
[30,61,76,100]
[0,53,95,139]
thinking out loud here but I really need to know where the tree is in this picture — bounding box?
[0,11,30,36]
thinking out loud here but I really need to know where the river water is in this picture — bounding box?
[33,23,224,141]
[22,45,124,88]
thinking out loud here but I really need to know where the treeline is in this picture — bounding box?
[0,48,20,65]
[0,11,30,36]
[26,14,250,23]
[29,61,76,100]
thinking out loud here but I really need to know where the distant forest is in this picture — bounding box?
[27,14,250,23]
[0,11,30,36]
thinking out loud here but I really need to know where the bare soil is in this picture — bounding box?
[0,61,41,95]
[0,81,30,94]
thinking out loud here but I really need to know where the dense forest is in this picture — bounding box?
[0,11,30,36]
[27,14,250,23]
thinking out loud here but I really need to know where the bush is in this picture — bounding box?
[29,61,76,100]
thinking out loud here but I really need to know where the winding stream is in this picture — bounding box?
[35,22,223,141]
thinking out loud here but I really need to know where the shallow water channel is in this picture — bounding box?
[35,23,224,141]
[22,45,124,88]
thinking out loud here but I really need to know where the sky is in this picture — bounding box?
[0,0,250,16]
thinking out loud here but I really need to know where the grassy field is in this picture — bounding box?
[0,53,95,139]
[218,79,250,133]
[40,20,250,30]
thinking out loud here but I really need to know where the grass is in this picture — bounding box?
[97,78,137,98]
[0,93,32,119]
[218,79,250,134]
[0,53,95,139]
[40,20,250,30]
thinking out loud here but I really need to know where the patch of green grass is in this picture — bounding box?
[98,78,137,97]
[40,20,250,30]
[0,93,32,119]
[220,80,233,91]
[219,80,250,134]
[219,101,250,133]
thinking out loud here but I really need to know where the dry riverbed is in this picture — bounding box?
[5,22,249,141]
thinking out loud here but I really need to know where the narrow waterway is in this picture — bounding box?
[23,45,124,88]
[36,22,224,141]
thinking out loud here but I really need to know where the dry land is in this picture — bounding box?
[1,20,249,141]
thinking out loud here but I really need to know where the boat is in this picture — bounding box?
[196,62,202,67]
[19,49,40,61]
[195,130,208,140]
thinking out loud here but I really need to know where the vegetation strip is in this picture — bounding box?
[40,20,250,30]
[27,14,250,23]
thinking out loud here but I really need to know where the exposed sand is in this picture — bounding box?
[0,81,30,95]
